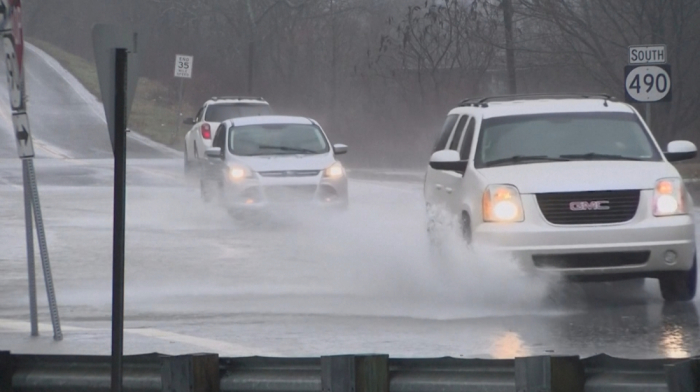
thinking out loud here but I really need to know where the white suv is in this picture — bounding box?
[424,94,698,301]
[184,96,272,173]
[200,115,349,211]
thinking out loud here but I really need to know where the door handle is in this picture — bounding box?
[446,187,453,194]
[435,184,443,190]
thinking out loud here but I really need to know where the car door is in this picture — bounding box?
[425,114,460,207]
[440,115,471,213]
[448,116,477,214]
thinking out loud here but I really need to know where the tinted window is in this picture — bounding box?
[449,116,469,151]
[205,103,272,122]
[433,114,459,152]
[460,118,476,160]
[229,123,329,156]
[474,112,661,168]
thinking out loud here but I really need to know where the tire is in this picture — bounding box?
[184,142,194,175]
[461,212,472,244]
[659,255,697,302]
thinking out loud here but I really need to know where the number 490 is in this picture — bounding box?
[629,73,668,94]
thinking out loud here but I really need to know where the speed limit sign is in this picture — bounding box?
[624,64,671,103]
[174,54,193,78]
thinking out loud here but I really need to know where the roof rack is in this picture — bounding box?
[211,96,266,101]
[458,93,616,107]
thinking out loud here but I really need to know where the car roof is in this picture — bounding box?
[205,96,269,106]
[449,97,636,119]
[228,115,315,127]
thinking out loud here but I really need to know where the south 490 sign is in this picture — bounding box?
[624,64,672,103]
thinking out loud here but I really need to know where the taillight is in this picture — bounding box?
[201,123,211,139]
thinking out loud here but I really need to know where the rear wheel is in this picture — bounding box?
[184,142,194,175]
[659,255,697,302]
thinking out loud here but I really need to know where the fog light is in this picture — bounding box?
[245,198,255,204]
[664,250,678,265]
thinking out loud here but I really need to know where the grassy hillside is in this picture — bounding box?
[30,39,194,149]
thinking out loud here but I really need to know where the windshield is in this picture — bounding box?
[474,112,662,168]
[228,123,330,156]
[205,103,272,122]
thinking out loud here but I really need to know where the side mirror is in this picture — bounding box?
[429,150,467,172]
[183,117,196,125]
[205,147,223,159]
[665,140,697,162]
[333,143,348,155]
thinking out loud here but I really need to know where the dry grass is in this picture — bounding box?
[30,39,194,149]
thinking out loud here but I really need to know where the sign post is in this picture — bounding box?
[92,24,141,392]
[625,45,670,128]
[172,54,192,143]
[1,0,62,340]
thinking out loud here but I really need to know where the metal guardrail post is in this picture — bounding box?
[666,358,700,392]
[161,354,220,392]
[321,355,388,392]
[514,356,583,392]
[0,351,12,392]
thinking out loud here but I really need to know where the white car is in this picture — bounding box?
[184,96,272,173]
[424,94,698,301]
[200,115,349,211]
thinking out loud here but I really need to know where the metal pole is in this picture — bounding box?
[111,48,128,392]
[27,159,62,341]
[22,159,38,337]
[330,0,337,127]
[646,102,652,128]
[173,78,184,144]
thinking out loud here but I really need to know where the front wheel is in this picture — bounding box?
[461,212,472,245]
[659,255,697,302]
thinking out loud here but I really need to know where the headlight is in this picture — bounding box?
[653,178,686,216]
[324,162,345,179]
[229,165,253,181]
[482,185,524,222]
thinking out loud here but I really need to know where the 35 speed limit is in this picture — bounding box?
[624,65,672,103]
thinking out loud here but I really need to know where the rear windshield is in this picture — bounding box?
[205,103,272,122]
[228,123,330,156]
[474,112,662,168]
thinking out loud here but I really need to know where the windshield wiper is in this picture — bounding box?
[484,155,570,167]
[560,153,643,161]
[256,145,319,154]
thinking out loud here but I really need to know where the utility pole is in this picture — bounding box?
[503,0,517,94]
[330,0,337,128]
[246,0,257,95]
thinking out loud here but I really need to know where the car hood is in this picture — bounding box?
[235,154,336,172]
[477,161,679,194]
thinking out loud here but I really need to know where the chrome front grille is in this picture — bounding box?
[258,170,320,178]
[536,190,640,225]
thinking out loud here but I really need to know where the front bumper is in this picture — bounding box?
[222,174,348,209]
[472,193,696,278]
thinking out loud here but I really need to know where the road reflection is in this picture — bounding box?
[658,302,699,358]
[491,331,530,359]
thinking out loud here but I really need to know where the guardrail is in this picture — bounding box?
[2,351,700,392]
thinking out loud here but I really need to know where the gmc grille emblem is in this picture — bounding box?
[569,200,610,211]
